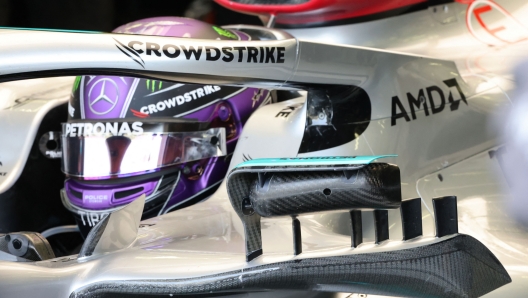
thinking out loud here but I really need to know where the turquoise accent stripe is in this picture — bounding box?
[0,27,102,34]
[234,155,397,168]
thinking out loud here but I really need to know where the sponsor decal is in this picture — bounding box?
[68,102,75,117]
[0,157,5,176]
[125,81,241,118]
[213,26,238,40]
[146,79,163,92]
[83,191,109,205]
[3,96,32,110]
[114,38,286,68]
[137,85,222,116]
[276,105,298,118]
[77,211,110,227]
[63,121,143,137]
[88,78,119,115]
[390,78,467,126]
[242,153,253,162]
[72,76,81,92]
[251,89,266,108]
[465,0,528,46]
[279,156,357,161]
[131,109,149,118]
[45,151,62,158]
[0,158,4,176]
[78,76,135,120]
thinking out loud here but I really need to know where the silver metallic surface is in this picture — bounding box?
[0,77,74,194]
[0,28,462,98]
[85,194,144,257]
[283,3,528,297]
[41,225,80,238]
[0,1,527,296]
[223,24,294,40]
[0,29,297,87]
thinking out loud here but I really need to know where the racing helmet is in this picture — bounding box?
[60,17,271,236]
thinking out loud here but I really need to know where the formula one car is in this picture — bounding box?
[0,0,526,297]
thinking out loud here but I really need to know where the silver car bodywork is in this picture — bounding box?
[0,1,526,296]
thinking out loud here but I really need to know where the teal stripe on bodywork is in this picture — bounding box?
[0,27,102,34]
[234,155,397,168]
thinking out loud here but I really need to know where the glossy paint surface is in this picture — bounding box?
[0,1,527,296]
[286,1,527,296]
[0,77,74,194]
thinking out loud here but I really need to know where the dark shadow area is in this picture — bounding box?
[0,0,261,31]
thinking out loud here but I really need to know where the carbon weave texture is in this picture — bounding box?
[226,172,262,254]
[250,163,401,217]
[71,235,511,298]
[228,0,309,5]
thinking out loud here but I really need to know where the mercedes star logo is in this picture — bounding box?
[88,78,119,115]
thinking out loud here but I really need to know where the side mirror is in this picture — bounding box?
[249,163,401,217]
[227,156,401,261]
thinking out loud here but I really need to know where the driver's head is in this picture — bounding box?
[61,17,271,236]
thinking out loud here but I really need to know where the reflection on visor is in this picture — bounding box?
[61,123,226,179]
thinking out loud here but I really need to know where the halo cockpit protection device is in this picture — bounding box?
[0,5,520,296]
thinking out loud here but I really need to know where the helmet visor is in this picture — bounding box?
[61,119,226,179]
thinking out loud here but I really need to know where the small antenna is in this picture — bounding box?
[266,14,276,28]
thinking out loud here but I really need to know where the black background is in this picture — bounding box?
[0,0,261,32]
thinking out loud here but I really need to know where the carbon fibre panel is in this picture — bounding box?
[226,172,263,259]
[249,163,401,216]
[70,234,511,298]
[227,162,400,260]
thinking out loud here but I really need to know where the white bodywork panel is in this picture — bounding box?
[1,0,528,297]
[0,77,74,194]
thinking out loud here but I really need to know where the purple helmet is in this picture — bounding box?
[60,17,271,236]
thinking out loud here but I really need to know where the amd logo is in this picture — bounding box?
[391,78,467,126]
